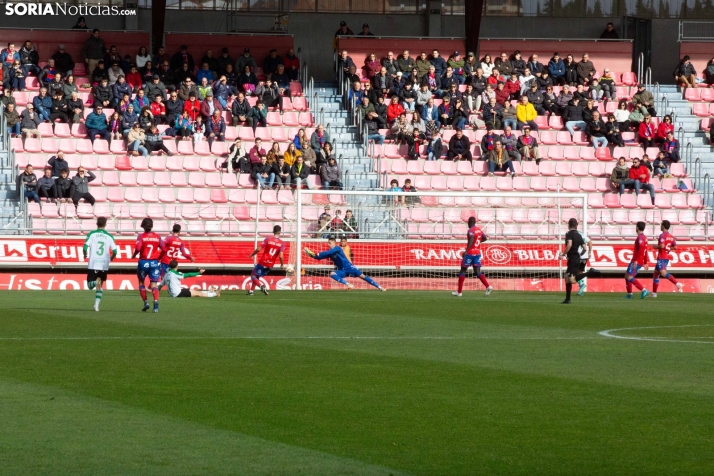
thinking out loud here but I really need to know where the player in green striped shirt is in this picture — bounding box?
[83,217,117,311]
[159,260,220,298]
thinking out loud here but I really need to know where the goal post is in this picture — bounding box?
[291,188,588,292]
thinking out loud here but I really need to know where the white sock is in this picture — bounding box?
[94,298,100,307]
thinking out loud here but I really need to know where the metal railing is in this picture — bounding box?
[679,21,714,42]
[684,143,694,175]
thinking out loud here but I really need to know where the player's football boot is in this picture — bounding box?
[651,293,658,298]
[141,301,150,312]
[560,300,571,304]
[246,290,254,296]
[640,289,650,299]
[153,302,159,313]
[451,291,462,297]
[346,284,354,290]
[624,294,634,299]
[93,304,99,312]
[484,286,493,296]
[379,287,387,292]
[576,284,586,297]
[587,268,602,277]
[260,284,269,295]
[676,283,684,293]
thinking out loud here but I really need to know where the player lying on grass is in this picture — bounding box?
[651,219,684,297]
[559,218,601,304]
[247,225,285,296]
[158,259,220,298]
[452,216,492,297]
[304,238,386,291]
[159,224,194,277]
[83,216,117,312]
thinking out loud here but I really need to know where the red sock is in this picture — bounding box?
[251,278,259,290]
[478,274,490,288]
[152,288,159,302]
[457,275,465,293]
[631,278,643,291]
[653,280,659,293]
[139,287,147,301]
[667,275,678,285]
[625,279,632,293]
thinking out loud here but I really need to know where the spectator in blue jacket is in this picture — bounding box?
[111,75,132,108]
[206,109,226,147]
[196,62,215,85]
[132,88,150,111]
[429,49,447,77]
[548,52,566,86]
[121,104,138,136]
[85,105,110,142]
[212,75,234,109]
[33,87,53,122]
[421,97,440,129]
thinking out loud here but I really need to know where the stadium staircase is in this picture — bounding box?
[0,135,21,234]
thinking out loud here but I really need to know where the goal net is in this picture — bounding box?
[288,190,588,292]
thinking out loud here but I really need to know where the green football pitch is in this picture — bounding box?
[1,290,713,475]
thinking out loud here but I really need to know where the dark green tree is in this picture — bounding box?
[593,0,604,16]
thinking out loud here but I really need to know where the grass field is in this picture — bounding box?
[1,290,713,475]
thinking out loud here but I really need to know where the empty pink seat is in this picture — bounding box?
[456,161,473,175]
[158,188,176,202]
[266,112,282,126]
[141,188,159,202]
[194,141,211,156]
[562,177,580,192]
[102,171,119,186]
[177,189,195,204]
[107,187,124,202]
[604,194,620,208]
[496,176,513,191]
[423,161,441,175]
[391,160,408,174]
[549,116,564,130]
[406,160,424,175]
[685,88,701,101]
[125,190,143,204]
[188,172,206,187]
[441,161,457,175]
[463,176,480,190]
[556,131,573,145]
[119,171,137,186]
[620,193,637,209]
[282,112,300,127]
[539,131,557,144]
[170,172,188,187]
[555,162,572,176]
[76,139,94,154]
[636,194,655,209]
[182,156,200,171]
[109,140,126,154]
[194,189,211,203]
[588,194,605,208]
[539,161,556,176]
[177,141,194,155]
[153,172,171,187]
[222,173,239,188]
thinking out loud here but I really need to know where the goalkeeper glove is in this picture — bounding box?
[304,247,316,258]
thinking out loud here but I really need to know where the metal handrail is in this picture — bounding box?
[637,52,644,85]
[684,142,694,174]
[677,126,685,149]
[694,156,702,187]
[701,173,711,208]
[645,67,652,90]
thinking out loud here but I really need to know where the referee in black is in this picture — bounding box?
[559,218,599,304]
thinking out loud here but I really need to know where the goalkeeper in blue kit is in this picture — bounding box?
[304,238,386,291]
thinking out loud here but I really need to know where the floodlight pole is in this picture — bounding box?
[465,0,485,58]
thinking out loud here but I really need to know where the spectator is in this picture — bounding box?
[638,114,656,149]
[52,44,75,74]
[406,128,426,160]
[610,157,634,193]
[196,62,215,86]
[145,74,167,102]
[226,138,248,172]
[235,48,257,74]
[661,131,680,162]
[494,81,510,106]
[82,29,106,78]
[133,88,150,110]
[516,96,538,130]
[175,110,193,141]
[213,75,234,109]
[63,74,78,98]
[613,99,631,130]
[335,20,354,38]
[263,49,283,77]
[144,124,172,156]
[134,46,150,69]
[154,46,171,69]
[482,97,502,129]
[206,110,226,147]
[589,79,604,102]
[599,69,616,100]
[150,96,167,124]
[121,104,138,136]
[481,124,501,152]
[390,71,405,96]
[641,154,653,174]
[363,53,382,80]
[374,95,388,128]
[576,53,595,85]
[526,83,545,115]
[501,126,521,162]
[171,45,195,74]
[104,45,122,70]
[452,98,469,130]
[16,165,40,204]
[301,140,316,169]
[125,65,143,92]
[316,142,334,171]
[93,77,113,108]
[564,54,578,85]
[586,111,608,149]
[556,84,573,115]
[413,52,431,79]
[427,131,443,161]
[656,114,674,144]
[255,78,284,113]
[111,76,132,108]
[511,51,526,76]
[479,54,495,77]
[85,105,110,143]
[582,98,598,123]
[462,83,480,115]
[138,107,154,131]
[442,67,459,91]
[430,49,448,77]
[528,54,544,76]
[55,168,72,202]
[223,63,237,88]
[70,166,96,208]
[283,48,300,81]
[48,151,69,178]
[252,155,275,189]
[505,72,521,100]
[447,128,472,161]
[486,140,516,177]
[405,67,421,89]
[518,126,540,164]
[37,167,58,203]
[201,49,220,76]
[39,59,59,88]
[399,82,417,112]
[421,65,443,98]
[200,90,223,122]
[436,95,454,129]
[519,68,536,95]
[248,138,267,167]
[342,211,359,238]
[605,114,625,147]
[398,49,416,74]
[495,52,513,77]
[19,40,40,76]
[165,89,184,126]
[50,91,70,129]
[247,99,267,133]
[183,91,201,122]
[390,113,411,144]
[564,97,585,136]
[157,60,175,86]
[4,103,21,136]
[573,84,588,103]
[272,64,293,110]
[673,55,697,90]
[536,70,554,92]
[373,66,390,96]
[653,152,669,179]
[293,129,307,150]
[271,156,292,190]
[178,77,197,101]
[358,23,374,36]
[189,115,204,143]
[632,84,656,116]
[266,142,282,165]
[706,57,714,86]
[421,97,440,128]
[44,71,64,99]
[385,95,404,124]
[231,91,251,127]
[32,87,52,122]
[66,90,84,126]
[542,85,557,115]
[383,51,399,79]
[600,22,619,39]
[20,104,42,139]
[283,141,301,167]
[71,15,88,29]
[321,156,343,190]
[197,77,211,101]
[290,156,311,189]
[629,157,656,204]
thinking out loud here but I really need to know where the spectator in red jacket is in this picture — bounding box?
[504,72,521,100]
[363,53,381,79]
[655,114,674,144]
[386,95,405,124]
[125,64,143,93]
[629,157,656,204]
[283,48,300,81]
[183,92,201,121]
[637,114,656,150]
[494,81,510,106]
[487,68,504,86]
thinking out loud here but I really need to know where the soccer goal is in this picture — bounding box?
[289,189,588,291]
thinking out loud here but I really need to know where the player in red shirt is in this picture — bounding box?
[131,218,165,312]
[247,225,285,296]
[651,220,684,297]
[453,216,492,297]
[625,221,650,299]
[159,224,195,277]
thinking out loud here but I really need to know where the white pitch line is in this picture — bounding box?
[598,324,714,344]
[0,336,599,342]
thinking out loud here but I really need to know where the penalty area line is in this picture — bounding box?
[598,324,714,344]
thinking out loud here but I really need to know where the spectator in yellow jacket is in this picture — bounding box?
[516,95,539,131]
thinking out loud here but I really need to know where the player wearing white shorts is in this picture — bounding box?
[159,259,220,298]
[83,217,117,311]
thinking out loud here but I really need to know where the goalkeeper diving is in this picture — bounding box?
[304,238,386,291]
[159,259,220,298]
